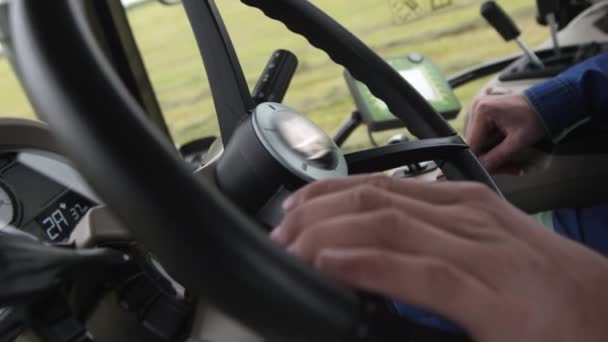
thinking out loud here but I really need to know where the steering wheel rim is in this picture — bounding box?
[235,0,498,191]
[11,0,495,341]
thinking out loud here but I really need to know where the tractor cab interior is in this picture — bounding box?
[0,0,607,341]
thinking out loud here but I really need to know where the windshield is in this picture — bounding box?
[0,0,548,151]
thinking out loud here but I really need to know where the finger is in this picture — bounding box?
[470,97,483,118]
[315,248,493,330]
[275,185,395,245]
[283,174,497,212]
[274,183,499,246]
[478,136,519,172]
[287,209,472,263]
[465,108,493,156]
[282,175,383,211]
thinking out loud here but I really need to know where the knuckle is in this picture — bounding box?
[366,174,395,190]
[283,205,304,224]
[461,182,496,202]
[299,179,331,199]
[375,209,410,246]
[278,217,298,240]
[441,205,501,241]
[343,255,375,283]
[351,185,386,210]
[475,98,495,115]
[458,207,494,232]
[280,205,309,234]
[423,261,475,304]
[377,209,406,231]
[346,250,393,284]
[424,261,463,289]
[293,227,321,258]
[466,210,493,229]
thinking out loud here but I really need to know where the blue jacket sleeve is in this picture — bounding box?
[394,56,608,334]
[524,53,608,137]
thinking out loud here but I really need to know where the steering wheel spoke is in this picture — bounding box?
[182,0,255,143]
[345,136,468,174]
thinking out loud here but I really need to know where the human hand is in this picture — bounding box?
[272,175,608,342]
[466,94,546,172]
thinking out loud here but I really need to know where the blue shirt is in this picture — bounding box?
[395,53,608,333]
[525,53,608,255]
[525,53,608,137]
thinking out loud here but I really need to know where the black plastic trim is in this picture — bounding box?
[448,54,521,89]
[182,0,254,143]
[346,136,468,174]
[333,111,363,147]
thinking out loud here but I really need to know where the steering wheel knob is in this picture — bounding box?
[217,103,347,214]
[254,103,345,174]
[275,110,335,169]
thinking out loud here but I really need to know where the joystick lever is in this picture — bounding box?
[482,0,545,69]
[252,49,299,105]
[537,0,561,56]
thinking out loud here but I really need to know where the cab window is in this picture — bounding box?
[0,0,547,151]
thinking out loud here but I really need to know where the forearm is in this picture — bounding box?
[524,53,608,138]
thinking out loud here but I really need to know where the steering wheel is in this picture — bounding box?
[11,0,498,341]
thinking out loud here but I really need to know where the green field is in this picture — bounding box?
[0,0,548,151]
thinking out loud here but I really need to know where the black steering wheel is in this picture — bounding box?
[11,0,498,341]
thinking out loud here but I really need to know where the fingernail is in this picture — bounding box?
[282,194,298,212]
[270,226,289,246]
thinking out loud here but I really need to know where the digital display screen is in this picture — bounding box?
[344,54,462,131]
[34,191,94,242]
[399,68,439,101]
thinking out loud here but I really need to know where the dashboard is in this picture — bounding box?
[0,119,99,243]
[0,152,96,242]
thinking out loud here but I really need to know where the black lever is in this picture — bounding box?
[537,0,561,55]
[537,0,560,18]
[252,49,299,105]
[0,231,127,306]
[481,1,520,41]
[482,1,545,68]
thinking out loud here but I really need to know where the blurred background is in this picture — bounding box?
[0,0,548,151]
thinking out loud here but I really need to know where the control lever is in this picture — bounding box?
[252,49,298,105]
[0,231,127,306]
[482,1,545,69]
[537,0,561,56]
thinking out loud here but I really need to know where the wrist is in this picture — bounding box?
[521,94,552,140]
[524,78,584,140]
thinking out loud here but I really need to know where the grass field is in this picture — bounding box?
[0,0,549,151]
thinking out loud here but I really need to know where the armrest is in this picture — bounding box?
[495,129,608,213]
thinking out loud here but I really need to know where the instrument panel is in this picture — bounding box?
[0,119,98,243]
[0,152,95,242]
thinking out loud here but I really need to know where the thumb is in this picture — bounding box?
[478,136,519,172]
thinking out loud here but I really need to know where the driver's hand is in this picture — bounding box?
[272,175,608,342]
[466,94,546,172]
